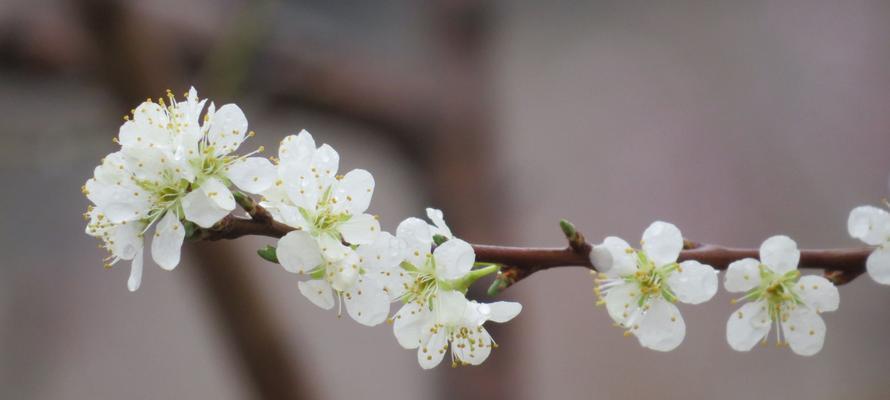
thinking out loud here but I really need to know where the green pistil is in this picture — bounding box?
[626,250,679,306]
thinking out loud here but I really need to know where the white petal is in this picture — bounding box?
[331,169,375,215]
[417,329,448,369]
[297,279,335,310]
[726,300,772,352]
[667,260,718,304]
[782,307,826,356]
[452,327,492,366]
[344,276,390,326]
[480,301,522,323]
[311,144,339,188]
[339,213,380,245]
[279,130,316,171]
[317,233,351,261]
[433,238,475,280]
[634,298,686,352]
[127,248,144,292]
[436,290,471,326]
[425,208,453,238]
[356,231,404,272]
[595,236,637,277]
[276,231,323,274]
[724,258,761,293]
[848,205,890,245]
[182,178,235,228]
[227,157,276,194]
[796,275,839,313]
[641,221,683,267]
[396,217,432,268]
[208,104,248,156]
[329,251,360,292]
[393,301,430,349]
[150,211,185,270]
[866,247,890,285]
[759,235,800,275]
[603,283,641,326]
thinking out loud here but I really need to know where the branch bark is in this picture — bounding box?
[194,203,873,292]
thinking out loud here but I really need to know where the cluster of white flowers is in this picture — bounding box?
[84,88,274,291]
[591,223,842,356]
[85,87,889,366]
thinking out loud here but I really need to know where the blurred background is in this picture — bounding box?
[2,0,890,399]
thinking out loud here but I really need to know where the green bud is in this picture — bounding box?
[432,234,449,246]
[257,245,279,263]
[487,275,510,296]
[559,219,577,240]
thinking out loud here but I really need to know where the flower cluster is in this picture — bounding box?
[85,87,886,368]
[84,88,274,291]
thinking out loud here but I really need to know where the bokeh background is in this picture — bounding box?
[2,0,890,399]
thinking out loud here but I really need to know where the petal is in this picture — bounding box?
[667,260,718,304]
[478,301,522,323]
[759,235,800,275]
[278,130,316,171]
[344,276,390,326]
[866,247,890,285]
[317,233,351,261]
[603,283,641,326]
[425,208,453,239]
[452,327,492,366]
[393,301,430,349]
[594,236,637,277]
[435,290,471,326]
[433,238,475,280]
[782,307,826,356]
[127,248,144,292]
[848,205,890,245]
[796,275,839,313]
[329,250,360,292]
[417,329,448,369]
[297,279,335,310]
[339,213,380,245]
[181,189,229,228]
[641,221,683,267]
[331,169,375,215]
[207,104,248,156]
[634,298,686,352]
[310,144,339,188]
[150,211,185,270]
[356,231,404,272]
[724,258,761,293]
[226,157,276,194]
[396,217,432,268]
[276,231,323,274]
[726,300,771,352]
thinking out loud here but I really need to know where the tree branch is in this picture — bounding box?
[193,204,873,292]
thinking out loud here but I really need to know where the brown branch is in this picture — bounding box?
[195,205,873,292]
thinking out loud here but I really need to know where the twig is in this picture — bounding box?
[195,204,873,292]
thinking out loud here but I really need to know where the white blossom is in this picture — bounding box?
[724,235,839,356]
[390,209,520,368]
[266,130,398,325]
[847,203,890,284]
[592,221,718,351]
[84,87,275,290]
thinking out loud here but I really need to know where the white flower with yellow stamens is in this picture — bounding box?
[84,87,276,289]
[848,202,890,284]
[592,221,718,351]
[724,235,839,356]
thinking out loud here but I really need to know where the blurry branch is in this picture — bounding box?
[197,198,874,292]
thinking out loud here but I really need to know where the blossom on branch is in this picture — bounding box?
[84,87,274,290]
[724,235,839,356]
[848,203,890,284]
[592,221,718,351]
[391,210,519,368]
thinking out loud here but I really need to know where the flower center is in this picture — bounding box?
[627,250,679,305]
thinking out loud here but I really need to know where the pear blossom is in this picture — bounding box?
[847,203,890,284]
[83,87,275,290]
[390,210,519,368]
[724,235,839,356]
[592,221,718,351]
